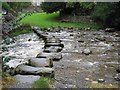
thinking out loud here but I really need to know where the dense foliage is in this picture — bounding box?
[41,2,120,29]
[2,2,31,16]
[92,2,120,29]
[41,2,95,16]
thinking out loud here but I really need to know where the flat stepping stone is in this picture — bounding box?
[14,75,40,84]
[43,46,62,53]
[15,65,54,76]
[29,57,53,67]
[45,43,64,48]
[37,52,62,61]
[45,38,61,43]
[36,52,53,58]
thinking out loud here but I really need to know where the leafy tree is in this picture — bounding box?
[7,2,31,12]
[2,2,31,16]
[91,2,120,29]
[41,2,66,14]
[41,2,95,16]
[2,2,17,16]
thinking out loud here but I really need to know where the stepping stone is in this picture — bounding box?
[15,65,54,76]
[36,52,53,58]
[45,38,61,43]
[43,46,62,53]
[29,57,53,67]
[37,52,62,61]
[14,75,40,84]
[45,43,64,48]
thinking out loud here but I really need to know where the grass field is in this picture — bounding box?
[20,12,100,29]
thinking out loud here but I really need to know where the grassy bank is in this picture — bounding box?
[20,12,100,29]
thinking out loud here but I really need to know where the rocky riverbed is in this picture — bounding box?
[1,27,120,88]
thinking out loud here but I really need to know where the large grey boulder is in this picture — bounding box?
[29,57,53,67]
[15,65,54,76]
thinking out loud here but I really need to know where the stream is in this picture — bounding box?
[1,28,120,88]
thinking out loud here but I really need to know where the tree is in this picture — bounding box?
[41,2,66,14]
[41,2,95,16]
[2,2,17,16]
[2,2,31,16]
[91,2,120,29]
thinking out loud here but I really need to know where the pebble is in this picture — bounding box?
[97,79,105,83]
[85,78,90,81]
[76,70,80,73]
[83,48,92,55]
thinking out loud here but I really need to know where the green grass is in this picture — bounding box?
[20,12,100,29]
[32,77,50,89]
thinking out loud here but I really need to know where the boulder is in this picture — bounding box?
[15,65,54,76]
[29,57,53,67]
[43,46,62,53]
